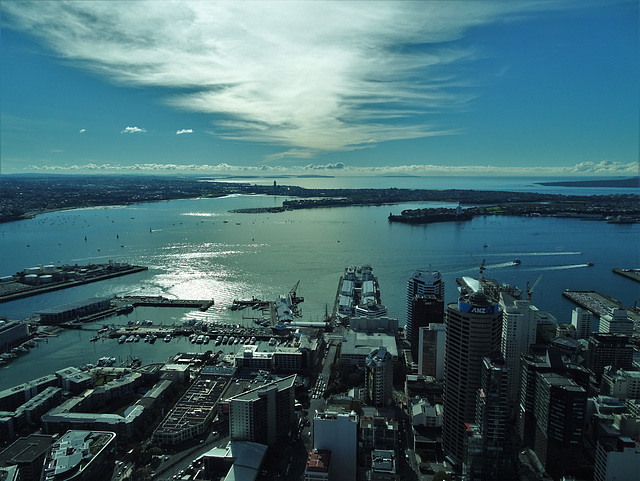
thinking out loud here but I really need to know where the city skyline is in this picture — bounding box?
[1,1,637,177]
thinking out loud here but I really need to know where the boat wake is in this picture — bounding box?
[535,264,593,271]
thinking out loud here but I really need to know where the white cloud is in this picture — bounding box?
[121,126,146,134]
[2,1,574,154]
[176,129,193,135]
[26,160,639,177]
[79,128,86,133]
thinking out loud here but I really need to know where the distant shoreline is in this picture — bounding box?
[536,177,638,188]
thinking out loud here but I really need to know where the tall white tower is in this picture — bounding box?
[571,307,594,339]
[499,292,538,413]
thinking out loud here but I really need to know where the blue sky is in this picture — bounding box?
[1,1,638,177]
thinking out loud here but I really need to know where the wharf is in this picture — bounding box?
[113,295,214,311]
[562,290,640,324]
[613,268,640,283]
[0,264,148,303]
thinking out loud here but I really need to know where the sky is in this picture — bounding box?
[1,0,638,177]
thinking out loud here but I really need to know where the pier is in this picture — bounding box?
[613,268,640,284]
[562,290,640,324]
[0,263,148,303]
[113,295,214,311]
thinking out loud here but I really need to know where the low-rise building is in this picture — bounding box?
[41,430,116,481]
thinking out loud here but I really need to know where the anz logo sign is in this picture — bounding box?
[458,300,499,314]
[469,306,494,314]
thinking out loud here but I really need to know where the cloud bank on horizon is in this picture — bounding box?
[26,159,637,177]
[1,0,637,175]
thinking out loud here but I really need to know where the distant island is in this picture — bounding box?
[1,174,638,224]
[536,177,639,188]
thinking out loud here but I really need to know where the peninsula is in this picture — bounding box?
[1,174,638,224]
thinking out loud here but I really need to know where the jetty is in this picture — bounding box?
[562,290,640,324]
[113,295,214,311]
[613,268,640,284]
[0,262,148,303]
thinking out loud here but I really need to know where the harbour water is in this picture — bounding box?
[1,176,638,390]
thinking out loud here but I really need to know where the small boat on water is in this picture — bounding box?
[90,336,99,342]
[148,335,157,344]
[118,335,127,344]
[164,334,172,342]
[513,259,521,265]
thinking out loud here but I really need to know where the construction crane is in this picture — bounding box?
[290,280,304,306]
[468,252,486,280]
[526,275,543,302]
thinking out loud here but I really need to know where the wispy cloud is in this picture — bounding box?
[121,126,146,134]
[79,128,86,133]
[2,1,574,155]
[27,160,639,177]
[176,129,193,135]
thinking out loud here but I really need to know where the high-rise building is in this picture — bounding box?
[587,333,634,388]
[533,372,587,479]
[594,436,640,481]
[365,347,394,407]
[599,309,634,336]
[228,375,296,446]
[417,323,446,379]
[571,307,594,340]
[314,411,358,481]
[442,286,502,467]
[406,269,444,340]
[408,294,444,361]
[475,356,510,479]
[499,292,538,414]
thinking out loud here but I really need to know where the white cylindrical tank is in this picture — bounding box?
[40,275,53,283]
[24,274,39,284]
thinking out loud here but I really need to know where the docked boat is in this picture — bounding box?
[196,335,204,344]
[126,335,135,343]
[148,335,157,344]
[164,334,172,342]
[203,336,210,344]
[134,335,140,342]
[250,336,256,344]
[118,335,127,344]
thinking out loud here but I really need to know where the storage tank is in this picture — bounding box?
[40,275,53,284]
[43,264,57,274]
[24,274,39,284]
[25,266,42,275]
